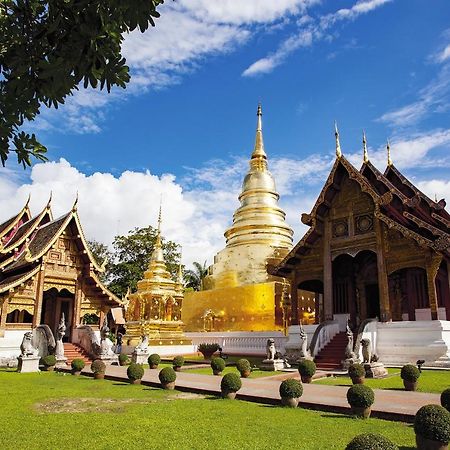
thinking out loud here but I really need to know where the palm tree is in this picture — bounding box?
[185,261,209,291]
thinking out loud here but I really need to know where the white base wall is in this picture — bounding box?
[121,344,195,356]
[0,329,32,359]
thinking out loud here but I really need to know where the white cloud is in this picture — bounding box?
[417,179,450,204]
[437,44,450,63]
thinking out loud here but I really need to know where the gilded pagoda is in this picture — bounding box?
[182,105,294,332]
[124,208,189,346]
[273,127,450,327]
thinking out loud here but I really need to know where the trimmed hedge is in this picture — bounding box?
[221,372,242,393]
[400,364,420,382]
[346,384,375,408]
[159,367,176,384]
[148,354,161,367]
[91,359,106,374]
[118,353,129,365]
[71,358,85,371]
[198,343,220,354]
[236,359,251,373]
[127,363,144,381]
[211,357,226,372]
[41,355,56,366]
[348,363,365,379]
[279,379,303,399]
[173,356,185,368]
[441,388,450,412]
[414,404,450,444]
[345,433,398,450]
[298,359,316,377]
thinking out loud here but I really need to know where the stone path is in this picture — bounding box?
[63,365,440,423]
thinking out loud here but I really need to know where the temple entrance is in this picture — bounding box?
[297,280,324,324]
[332,250,379,328]
[40,287,74,342]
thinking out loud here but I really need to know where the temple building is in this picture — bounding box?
[0,196,120,358]
[182,105,294,332]
[124,208,190,349]
[273,128,450,329]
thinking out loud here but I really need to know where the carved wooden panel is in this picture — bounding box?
[332,219,349,238]
[355,214,373,235]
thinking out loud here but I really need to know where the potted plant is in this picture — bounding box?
[197,343,220,359]
[441,388,450,412]
[71,358,85,376]
[91,359,106,380]
[173,356,185,372]
[220,372,242,399]
[279,378,303,408]
[345,433,398,450]
[401,364,420,391]
[236,359,251,378]
[127,363,144,384]
[118,353,129,366]
[148,353,161,369]
[298,359,316,383]
[348,363,366,384]
[414,404,450,450]
[211,357,226,376]
[40,355,56,372]
[346,384,375,419]
[159,367,176,390]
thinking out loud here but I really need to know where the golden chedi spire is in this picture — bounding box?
[224,104,293,248]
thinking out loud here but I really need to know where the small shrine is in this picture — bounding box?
[124,208,190,347]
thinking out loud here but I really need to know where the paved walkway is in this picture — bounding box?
[63,365,440,423]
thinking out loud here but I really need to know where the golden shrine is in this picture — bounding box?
[124,208,190,346]
[182,105,294,332]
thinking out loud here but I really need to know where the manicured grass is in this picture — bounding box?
[314,368,450,393]
[0,370,416,449]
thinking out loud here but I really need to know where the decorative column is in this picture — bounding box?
[0,296,9,337]
[375,219,391,322]
[323,221,333,320]
[32,264,46,328]
[290,272,299,325]
[426,253,442,320]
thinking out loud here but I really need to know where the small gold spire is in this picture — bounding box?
[335,121,342,158]
[46,191,53,209]
[363,130,369,163]
[387,139,393,166]
[435,193,438,203]
[251,103,267,160]
[72,192,79,212]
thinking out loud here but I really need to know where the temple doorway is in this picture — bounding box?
[297,280,324,324]
[40,287,74,342]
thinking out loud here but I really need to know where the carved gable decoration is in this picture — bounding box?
[355,214,373,235]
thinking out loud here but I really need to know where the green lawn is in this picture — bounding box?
[0,370,416,450]
[314,368,450,393]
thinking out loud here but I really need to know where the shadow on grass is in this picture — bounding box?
[398,447,415,450]
[112,382,129,386]
[320,413,353,420]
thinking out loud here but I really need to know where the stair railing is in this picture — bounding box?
[72,325,101,359]
[353,318,378,360]
[309,320,340,358]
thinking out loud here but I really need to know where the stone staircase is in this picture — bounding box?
[63,343,92,365]
[314,332,349,371]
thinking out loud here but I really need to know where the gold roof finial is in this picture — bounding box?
[387,139,393,166]
[72,192,79,212]
[251,103,267,160]
[363,130,369,163]
[335,121,342,158]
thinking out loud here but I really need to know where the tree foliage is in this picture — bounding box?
[184,260,208,291]
[0,0,164,167]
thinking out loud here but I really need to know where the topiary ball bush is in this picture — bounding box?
[148,353,161,367]
[298,359,316,377]
[221,372,242,393]
[347,384,375,408]
[236,359,251,373]
[71,358,85,371]
[41,354,56,366]
[173,356,185,367]
[348,363,365,379]
[159,367,176,384]
[91,359,106,374]
[345,433,398,450]
[211,357,226,372]
[441,388,450,412]
[118,353,129,365]
[279,379,303,399]
[414,404,450,444]
[197,343,220,357]
[401,364,420,382]
[127,363,144,381]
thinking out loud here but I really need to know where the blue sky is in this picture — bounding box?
[1,0,450,266]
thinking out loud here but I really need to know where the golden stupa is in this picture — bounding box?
[124,208,190,346]
[182,105,294,332]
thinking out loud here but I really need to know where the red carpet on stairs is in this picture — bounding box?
[314,332,354,370]
[63,343,92,365]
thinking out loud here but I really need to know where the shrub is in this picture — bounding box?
[173,356,185,368]
[345,433,398,450]
[441,388,450,412]
[236,359,251,373]
[91,359,106,374]
[346,384,375,408]
[221,372,242,393]
[118,353,129,365]
[127,363,144,381]
[298,359,316,377]
[211,357,226,372]
[279,379,303,399]
[71,359,85,371]
[400,364,420,382]
[148,354,161,367]
[41,354,56,366]
[414,404,450,444]
[159,367,176,384]
[348,363,365,379]
[198,343,220,354]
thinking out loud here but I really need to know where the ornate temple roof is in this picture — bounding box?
[274,131,450,276]
[0,196,31,244]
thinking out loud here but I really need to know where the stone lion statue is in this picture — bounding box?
[266,338,276,361]
[361,338,372,364]
[20,332,38,357]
